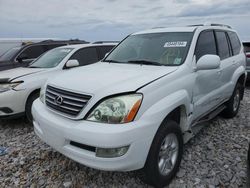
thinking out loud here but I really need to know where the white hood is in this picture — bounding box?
[0,67,45,81]
[49,62,178,95]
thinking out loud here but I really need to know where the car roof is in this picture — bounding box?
[58,43,118,50]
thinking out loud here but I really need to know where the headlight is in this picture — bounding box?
[39,84,46,103]
[86,94,142,124]
[0,82,23,93]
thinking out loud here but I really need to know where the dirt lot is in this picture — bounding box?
[0,87,249,188]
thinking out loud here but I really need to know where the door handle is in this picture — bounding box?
[217,70,222,74]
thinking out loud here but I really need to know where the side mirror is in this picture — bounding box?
[17,53,28,62]
[65,59,80,68]
[196,55,220,71]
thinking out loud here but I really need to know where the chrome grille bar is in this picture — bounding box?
[45,85,91,117]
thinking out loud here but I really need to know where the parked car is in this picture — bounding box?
[32,23,247,187]
[0,38,60,57]
[0,43,117,122]
[243,42,250,81]
[0,39,88,71]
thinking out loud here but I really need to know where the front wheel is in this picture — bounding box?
[25,92,40,123]
[139,120,183,187]
[221,83,241,118]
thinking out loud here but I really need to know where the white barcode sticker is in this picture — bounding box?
[164,41,187,48]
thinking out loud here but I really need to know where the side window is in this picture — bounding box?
[228,32,241,55]
[18,45,45,59]
[195,31,217,61]
[215,31,230,60]
[98,46,114,59]
[70,47,98,66]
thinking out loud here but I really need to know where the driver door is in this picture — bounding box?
[192,30,222,120]
[15,45,46,67]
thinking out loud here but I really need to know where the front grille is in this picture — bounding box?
[45,85,91,117]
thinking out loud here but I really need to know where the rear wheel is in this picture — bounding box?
[25,92,39,123]
[221,83,241,118]
[139,120,183,187]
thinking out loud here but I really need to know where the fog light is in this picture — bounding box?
[96,146,129,158]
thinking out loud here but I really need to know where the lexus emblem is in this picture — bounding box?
[54,95,63,105]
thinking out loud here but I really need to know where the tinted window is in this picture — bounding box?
[18,45,45,59]
[215,31,230,60]
[98,46,114,59]
[195,31,217,61]
[0,47,21,61]
[70,47,98,66]
[106,32,193,66]
[228,32,241,55]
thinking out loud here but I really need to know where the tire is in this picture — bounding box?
[221,83,241,118]
[25,92,39,123]
[139,120,183,188]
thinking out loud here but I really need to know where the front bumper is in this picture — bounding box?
[32,99,156,171]
[0,89,26,118]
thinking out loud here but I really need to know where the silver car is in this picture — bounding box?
[243,42,250,81]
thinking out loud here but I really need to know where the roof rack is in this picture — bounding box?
[188,23,232,29]
[38,39,89,44]
[93,41,119,44]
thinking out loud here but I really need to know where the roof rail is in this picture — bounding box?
[93,41,119,44]
[39,39,89,44]
[187,23,232,29]
[209,23,232,29]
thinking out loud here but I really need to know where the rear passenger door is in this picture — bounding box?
[214,31,234,99]
[15,45,46,67]
[192,30,221,119]
[69,47,99,67]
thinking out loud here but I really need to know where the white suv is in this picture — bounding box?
[32,24,247,187]
[0,43,117,121]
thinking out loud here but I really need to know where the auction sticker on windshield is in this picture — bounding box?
[164,41,187,48]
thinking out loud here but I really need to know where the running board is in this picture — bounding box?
[192,104,226,127]
[183,105,226,143]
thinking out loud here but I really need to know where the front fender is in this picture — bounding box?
[140,89,191,132]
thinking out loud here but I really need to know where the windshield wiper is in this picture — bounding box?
[28,66,40,68]
[103,59,125,63]
[128,60,163,66]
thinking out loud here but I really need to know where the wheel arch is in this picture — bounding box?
[25,88,41,107]
[236,73,246,100]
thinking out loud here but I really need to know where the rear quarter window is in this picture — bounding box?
[228,32,241,55]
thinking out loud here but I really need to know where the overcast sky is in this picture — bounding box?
[0,0,249,42]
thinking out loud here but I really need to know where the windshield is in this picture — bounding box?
[0,47,21,61]
[29,48,73,68]
[105,32,193,66]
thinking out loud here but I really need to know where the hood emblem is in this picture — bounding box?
[54,95,63,105]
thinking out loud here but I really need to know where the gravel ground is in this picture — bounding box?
[0,87,249,188]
